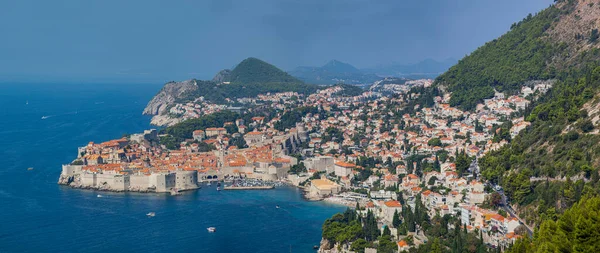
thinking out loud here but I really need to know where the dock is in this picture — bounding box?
[223,185,274,190]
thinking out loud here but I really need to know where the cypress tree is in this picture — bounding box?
[393,210,401,228]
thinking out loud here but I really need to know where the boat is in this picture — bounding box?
[216,186,220,191]
[276,205,280,209]
[170,188,181,196]
[207,182,211,186]
[146,212,156,217]
[27,167,34,171]
[217,182,221,187]
[207,227,216,232]
[97,194,103,198]
[41,116,49,120]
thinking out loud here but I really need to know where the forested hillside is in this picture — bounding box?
[144,57,318,113]
[435,4,562,110]
[466,0,600,238]
[507,196,600,253]
[427,0,600,250]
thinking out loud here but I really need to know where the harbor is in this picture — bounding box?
[222,178,285,190]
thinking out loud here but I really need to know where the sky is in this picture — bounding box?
[0,0,554,83]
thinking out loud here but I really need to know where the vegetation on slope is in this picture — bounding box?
[172,58,318,104]
[506,196,600,253]
[479,57,600,225]
[435,6,563,110]
[322,198,493,253]
[229,57,302,84]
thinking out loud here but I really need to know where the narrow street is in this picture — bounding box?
[472,158,534,237]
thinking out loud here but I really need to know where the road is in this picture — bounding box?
[494,188,534,237]
[471,158,533,237]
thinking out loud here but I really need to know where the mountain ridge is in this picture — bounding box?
[289,59,380,85]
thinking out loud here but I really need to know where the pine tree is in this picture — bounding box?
[431,238,443,253]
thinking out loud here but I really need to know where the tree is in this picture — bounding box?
[382,226,391,236]
[428,176,438,186]
[428,138,442,147]
[393,210,401,228]
[377,235,396,253]
[488,192,503,207]
[351,239,369,253]
[590,28,599,43]
[456,151,472,176]
[431,238,443,253]
[289,162,307,174]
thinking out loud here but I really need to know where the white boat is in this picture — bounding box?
[217,186,220,191]
[97,194,103,198]
[41,116,49,120]
[207,182,211,186]
[276,205,280,209]
[207,227,216,232]
[146,212,156,217]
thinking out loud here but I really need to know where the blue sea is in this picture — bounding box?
[0,82,344,253]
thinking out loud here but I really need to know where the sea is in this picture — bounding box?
[0,82,344,253]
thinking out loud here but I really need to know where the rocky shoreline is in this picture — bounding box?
[149,114,181,127]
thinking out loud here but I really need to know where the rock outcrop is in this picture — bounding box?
[212,69,231,83]
[149,114,182,127]
[142,80,198,116]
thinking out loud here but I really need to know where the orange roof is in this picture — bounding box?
[274,158,291,163]
[384,200,402,208]
[398,240,408,247]
[335,161,356,168]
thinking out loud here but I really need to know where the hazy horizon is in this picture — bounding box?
[0,0,553,83]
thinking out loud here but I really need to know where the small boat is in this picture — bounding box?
[313,245,319,250]
[41,116,49,120]
[216,186,221,191]
[27,167,34,171]
[217,182,221,187]
[276,205,280,209]
[146,212,156,217]
[207,227,216,232]
[97,194,103,198]
[207,182,212,186]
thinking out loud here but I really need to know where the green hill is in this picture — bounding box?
[457,0,600,237]
[230,57,303,84]
[435,6,563,110]
[151,57,318,106]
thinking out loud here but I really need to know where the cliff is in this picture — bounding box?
[142,79,198,116]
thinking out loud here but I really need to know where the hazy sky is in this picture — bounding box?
[0,0,553,83]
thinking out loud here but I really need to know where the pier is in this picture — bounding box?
[223,185,274,190]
